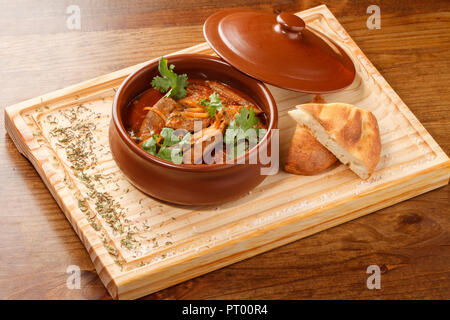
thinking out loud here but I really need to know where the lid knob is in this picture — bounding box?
[276,13,305,37]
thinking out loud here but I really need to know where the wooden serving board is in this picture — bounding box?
[4,5,450,299]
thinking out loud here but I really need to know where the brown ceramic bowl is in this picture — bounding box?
[109,54,277,205]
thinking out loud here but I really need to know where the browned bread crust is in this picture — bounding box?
[285,125,337,175]
[299,103,381,175]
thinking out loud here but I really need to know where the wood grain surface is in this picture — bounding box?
[0,0,449,300]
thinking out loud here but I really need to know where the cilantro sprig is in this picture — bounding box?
[228,106,259,132]
[151,57,189,100]
[142,128,191,164]
[200,92,226,117]
[225,107,266,158]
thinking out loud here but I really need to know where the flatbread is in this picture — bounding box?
[288,103,381,179]
[284,125,337,175]
[284,95,337,176]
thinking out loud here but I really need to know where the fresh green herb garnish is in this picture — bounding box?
[141,135,158,155]
[156,146,178,163]
[141,128,191,164]
[200,92,226,117]
[151,57,189,100]
[160,128,182,147]
[225,107,266,158]
[228,106,259,131]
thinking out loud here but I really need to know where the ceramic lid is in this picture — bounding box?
[203,9,356,93]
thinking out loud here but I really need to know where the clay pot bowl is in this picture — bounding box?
[109,54,277,205]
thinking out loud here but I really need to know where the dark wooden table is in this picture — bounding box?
[1,0,449,299]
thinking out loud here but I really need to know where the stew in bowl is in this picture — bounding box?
[109,54,277,205]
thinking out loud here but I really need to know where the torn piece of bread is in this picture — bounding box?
[288,103,381,179]
[285,125,337,175]
[284,95,337,176]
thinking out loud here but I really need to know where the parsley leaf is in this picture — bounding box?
[228,106,258,131]
[157,146,182,164]
[141,128,191,164]
[200,92,226,117]
[159,128,181,147]
[225,106,264,159]
[151,57,189,100]
[142,136,158,155]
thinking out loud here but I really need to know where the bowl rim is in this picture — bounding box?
[111,53,278,172]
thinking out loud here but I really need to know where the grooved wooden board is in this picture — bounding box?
[4,5,450,299]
